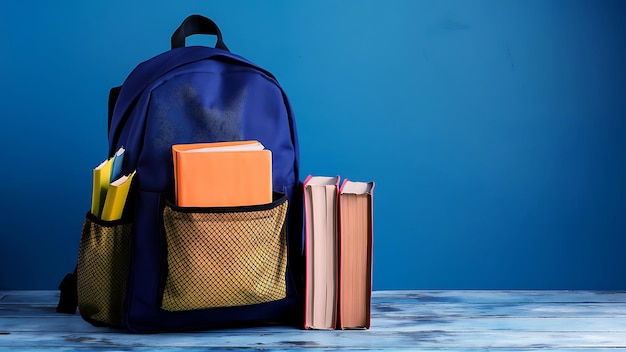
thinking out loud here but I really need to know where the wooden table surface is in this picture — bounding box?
[1,290,625,351]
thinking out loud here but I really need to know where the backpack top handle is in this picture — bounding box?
[171,14,230,52]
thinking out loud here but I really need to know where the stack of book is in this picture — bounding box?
[303,175,374,330]
[91,147,136,221]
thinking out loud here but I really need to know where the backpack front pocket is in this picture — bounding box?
[76,214,132,327]
[161,194,288,312]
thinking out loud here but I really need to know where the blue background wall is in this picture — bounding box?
[1,0,625,290]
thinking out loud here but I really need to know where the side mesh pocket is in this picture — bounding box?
[161,194,288,312]
[76,213,132,327]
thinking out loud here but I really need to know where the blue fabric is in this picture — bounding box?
[108,46,303,332]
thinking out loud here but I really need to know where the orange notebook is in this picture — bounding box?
[172,140,273,207]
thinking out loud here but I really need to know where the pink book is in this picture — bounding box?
[302,175,340,330]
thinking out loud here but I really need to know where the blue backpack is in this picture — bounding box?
[57,15,304,332]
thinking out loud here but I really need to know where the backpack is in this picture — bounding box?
[57,15,305,332]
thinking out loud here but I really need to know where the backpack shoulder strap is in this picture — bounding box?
[108,86,122,133]
[56,266,78,314]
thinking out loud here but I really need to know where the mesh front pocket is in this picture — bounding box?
[76,214,132,327]
[161,196,288,312]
